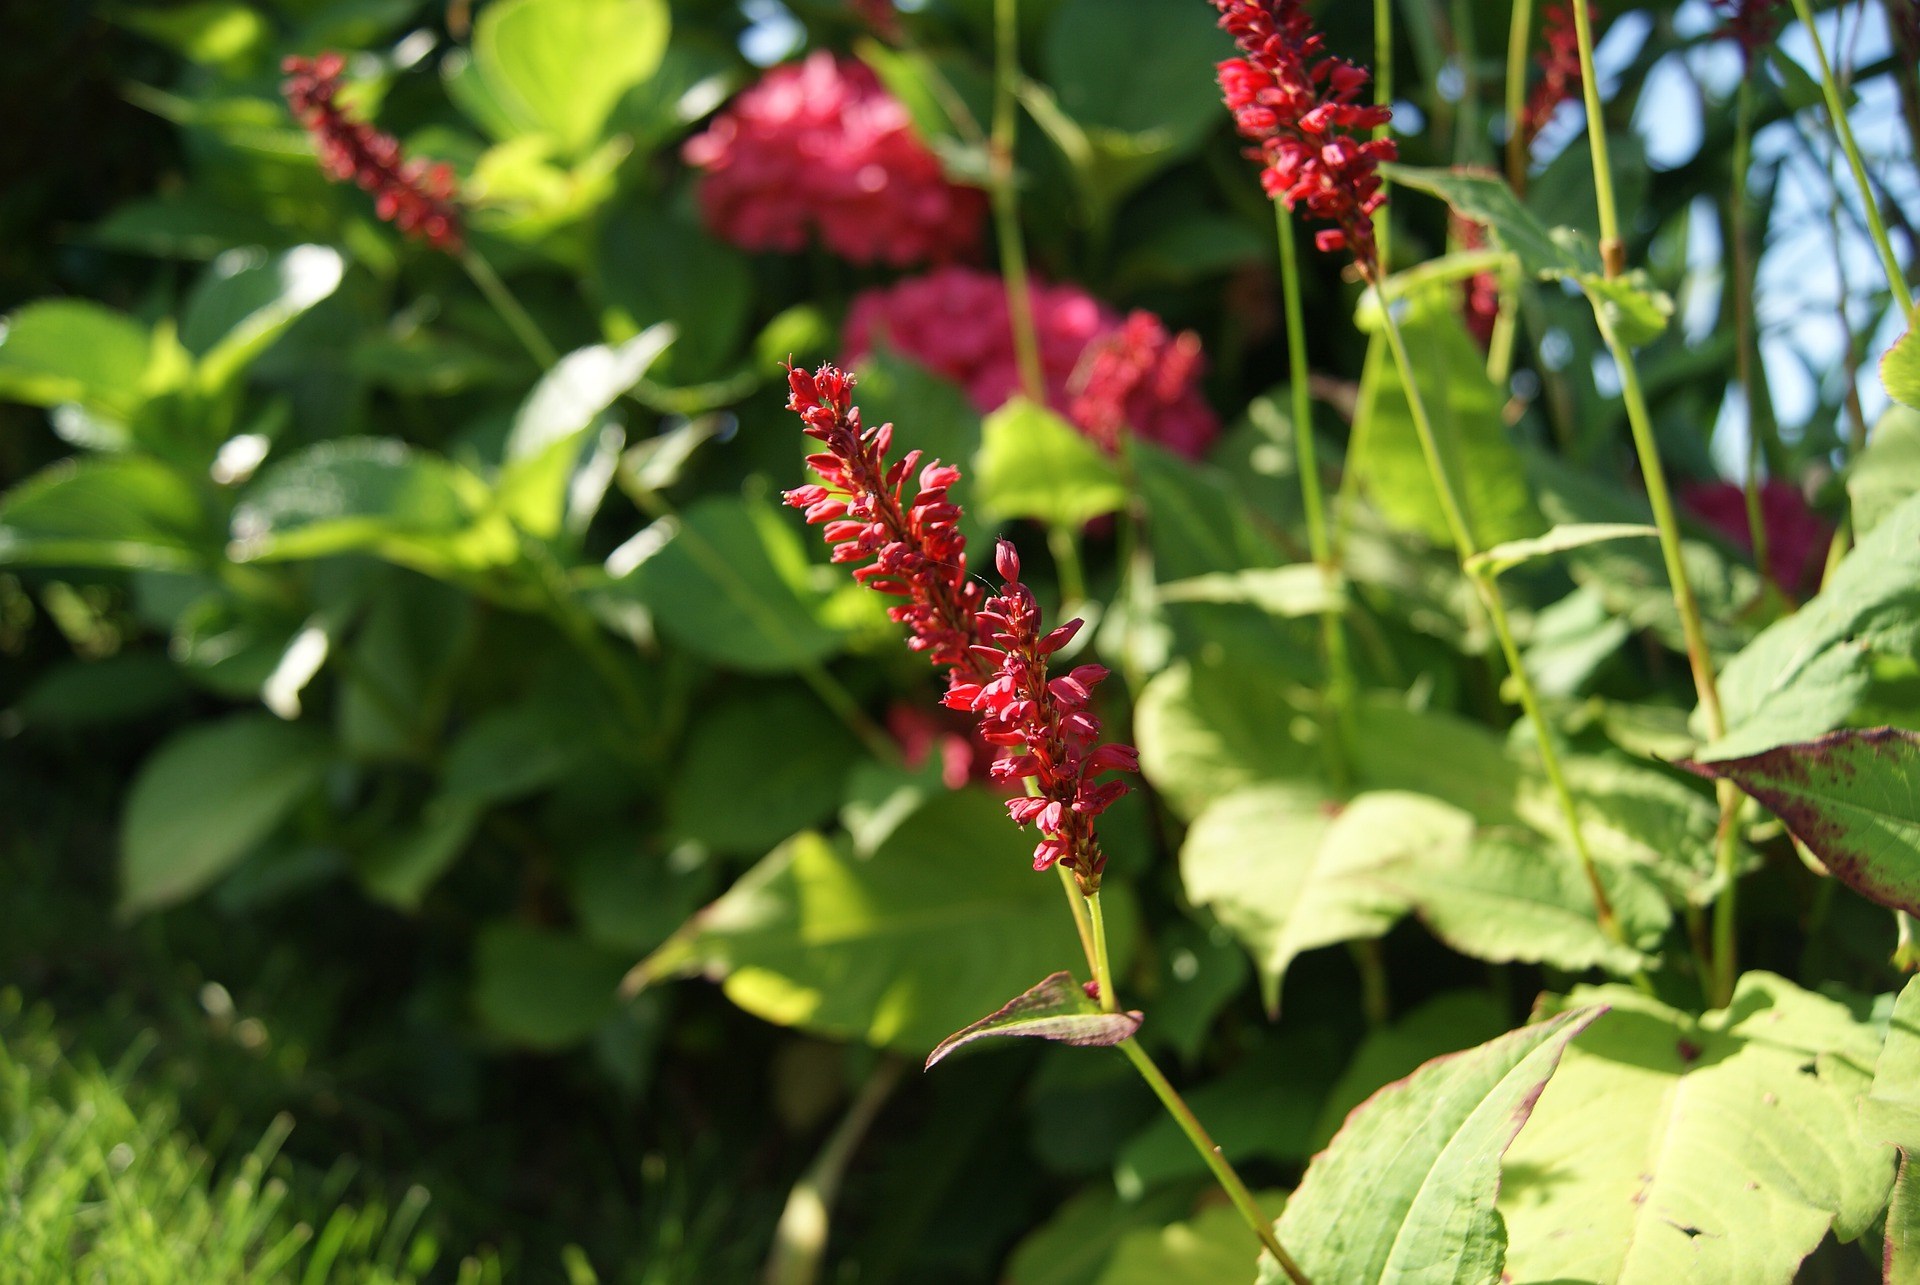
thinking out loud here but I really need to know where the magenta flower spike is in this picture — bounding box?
[283,53,464,253]
[1211,0,1397,269]
[782,363,1137,891]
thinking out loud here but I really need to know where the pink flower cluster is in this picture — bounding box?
[783,363,1136,889]
[843,267,1217,457]
[1521,4,1591,148]
[1211,0,1397,267]
[1680,480,1832,599]
[283,53,463,253]
[945,542,1137,881]
[1454,216,1501,349]
[683,53,985,266]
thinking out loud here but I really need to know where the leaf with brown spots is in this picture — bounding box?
[1681,727,1920,916]
[925,972,1141,1070]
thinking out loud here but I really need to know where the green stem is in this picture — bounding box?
[1568,0,1626,277]
[1277,205,1357,793]
[1115,1041,1309,1284]
[1731,75,1773,591]
[461,249,559,368]
[1786,0,1913,317]
[1053,851,1098,970]
[1047,524,1087,607]
[1374,0,1395,269]
[1373,289,1622,943]
[1086,891,1117,1012]
[1506,0,1535,192]
[764,1057,906,1285]
[1349,940,1391,1027]
[1450,0,1481,165]
[991,0,1045,402]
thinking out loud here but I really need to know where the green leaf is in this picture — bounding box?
[1353,284,1543,550]
[121,715,330,914]
[608,496,844,673]
[1093,1199,1271,1285]
[1157,565,1344,617]
[1130,439,1280,580]
[113,2,266,68]
[472,0,670,156]
[926,972,1142,1069]
[498,328,674,539]
[1264,1008,1603,1285]
[0,299,153,425]
[356,799,483,909]
[1042,0,1228,142]
[1382,163,1591,279]
[1849,403,1920,539]
[1882,327,1920,410]
[597,203,745,382]
[632,789,1132,1054]
[1868,976,1920,1149]
[0,456,211,571]
[1704,492,1920,758]
[472,922,628,1048]
[1373,833,1666,975]
[567,838,715,955]
[1501,973,1896,1283]
[1683,727,1920,917]
[1135,653,1314,822]
[1576,270,1674,346]
[975,397,1126,529]
[1465,522,1659,578]
[1007,1186,1202,1285]
[182,245,344,394]
[442,701,589,805]
[1890,1156,1920,1285]
[1308,991,1512,1149]
[1182,789,1457,1012]
[665,688,858,856]
[230,438,512,576]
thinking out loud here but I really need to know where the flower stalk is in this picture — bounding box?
[990,0,1046,402]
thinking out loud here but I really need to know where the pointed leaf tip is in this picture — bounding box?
[925,971,1141,1070]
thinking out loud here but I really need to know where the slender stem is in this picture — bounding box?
[1046,524,1087,606]
[1277,205,1356,793]
[1086,891,1117,1012]
[1349,940,1391,1026]
[1053,859,1098,971]
[1374,0,1395,270]
[1372,289,1622,941]
[764,1057,906,1285]
[1708,783,1744,1006]
[1568,0,1626,277]
[1506,0,1535,193]
[1786,0,1913,316]
[1731,74,1772,588]
[462,249,559,368]
[1116,1040,1309,1283]
[991,0,1045,402]
[1450,0,1481,165]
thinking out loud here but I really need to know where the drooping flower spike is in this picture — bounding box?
[1211,0,1397,269]
[282,53,463,253]
[782,363,1137,890]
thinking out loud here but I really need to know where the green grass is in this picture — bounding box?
[0,992,500,1284]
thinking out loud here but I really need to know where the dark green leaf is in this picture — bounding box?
[666,688,858,855]
[472,923,628,1048]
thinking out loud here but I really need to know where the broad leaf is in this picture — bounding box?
[1157,565,1344,617]
[665,688,858,855]
[1849,403,1920,539]
[1685,728,1920,914]
[1708,492,1920,758]
[1869,976,1920,1149]
[975,397,1126,528]
[1372,833,1667,975]
[1042,0,1228,144]
[1465,522,1658,578]
[1353,283,1542,550]
[1309,992,1512,1149]
[1093,1199,1271,1285]
[1263,1008,1603,1285]
[926,972,1141,1069]
[357,799,483,909]
[0,299,152,424]
[1891,1157,1920,1285]
[231,439,513,578]
[597,204,745,381]
[121,715,331,913]
[181,245,344,393]
[1883,327,1920,410]
[473,0,670,157]
[1182,789,1461,1012]
[498,327,674,538]
[1500,973,1897,1284]
[472,922,628,1048]
[1135,653,1314,822]
[631,789,1133,1054]
[1130,439,1280,580]
[607,495,844,673]
[0,456,211,571]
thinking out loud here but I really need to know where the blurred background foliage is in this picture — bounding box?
[0,0,1914,1279]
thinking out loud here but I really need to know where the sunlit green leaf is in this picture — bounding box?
[472,0,670,156]
[975,397,1126,528]
[0,456,212,571]
[926,972,1141,1069]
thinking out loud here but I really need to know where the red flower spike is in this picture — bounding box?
[1714,0,1784,69]
[784,364,1137,891]
[1068,312,1211,454]
[1211,0,1398,272]
[282,53,463,253]
[1520,3,1594,150]
[684,53,984,266]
